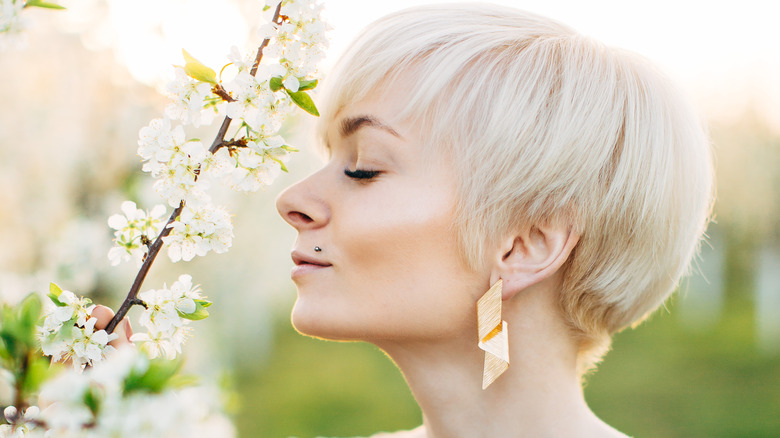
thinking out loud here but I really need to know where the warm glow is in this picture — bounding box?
[61,0,780,128]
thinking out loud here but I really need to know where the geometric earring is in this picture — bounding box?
[477,278,509,389]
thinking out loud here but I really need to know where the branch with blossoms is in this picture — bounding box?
[0,0,65,50]
[1,0,329,435]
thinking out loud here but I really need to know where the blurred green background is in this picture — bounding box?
[1,2,779,438]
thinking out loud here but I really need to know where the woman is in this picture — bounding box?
[275,3,713,437]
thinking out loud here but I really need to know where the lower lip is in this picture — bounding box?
[291,264,332,279]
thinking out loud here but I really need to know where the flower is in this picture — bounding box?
[107,201,167,266]
[138,120,210,207]
[0,0,28,50]
[165,68,216,127]
[69,317,118,369]
[164,204,233,262]
[39,292,117,368]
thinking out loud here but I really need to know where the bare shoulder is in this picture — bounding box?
[353,425,426,438]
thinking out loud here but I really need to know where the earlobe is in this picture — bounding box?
[490,224,579,300]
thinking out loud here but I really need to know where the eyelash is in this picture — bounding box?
[344,168,381,180]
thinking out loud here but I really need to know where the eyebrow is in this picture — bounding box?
[339,115,402,138]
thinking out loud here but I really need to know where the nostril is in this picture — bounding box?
[288,211,314,224]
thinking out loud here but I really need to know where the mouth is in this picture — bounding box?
[291,251,332,267]
[290,250,333,279]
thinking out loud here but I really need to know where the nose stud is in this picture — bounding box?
[314,246,322,252]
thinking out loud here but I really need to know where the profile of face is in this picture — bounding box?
[276,80,488,344]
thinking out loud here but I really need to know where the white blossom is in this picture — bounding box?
[0,0,28,50]
[1,405,41,438]
[138,119,210,207]
[130,275,204,359]
[38,294,117,368]
[107,201,167,266]
[164,204,233,262]
[165,68,216,127]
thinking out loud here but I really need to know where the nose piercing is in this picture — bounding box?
[314,246,322,252]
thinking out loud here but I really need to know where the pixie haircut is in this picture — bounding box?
[318,3,714,372]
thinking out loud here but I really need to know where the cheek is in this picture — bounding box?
[323,182,481,339]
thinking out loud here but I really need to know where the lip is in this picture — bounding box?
[290,250,333,279]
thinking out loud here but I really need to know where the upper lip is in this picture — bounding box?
[291,250,332,267]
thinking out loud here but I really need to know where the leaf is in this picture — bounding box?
[19,294,42,336]
[178,300,210,321]
[268,154,289,173]
[124,359,182,395]
[49,283,63,298]
[297,78,318,91]
[83,386,100,415]
[168,373,200,389]
[281,145,299,152]
[286,90,320,116]
[23,356,56,395]
[194,299,212,308]
[269,76,283,92]
[182,50,217,84]
[25,0,66,9]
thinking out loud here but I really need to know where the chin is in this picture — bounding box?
[290,298,364,341]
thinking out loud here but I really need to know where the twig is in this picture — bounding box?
[105,2,283,335]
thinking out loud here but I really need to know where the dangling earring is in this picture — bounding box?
[477,278,509,389]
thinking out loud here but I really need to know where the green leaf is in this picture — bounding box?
[178,300,210,321]
[269,76,283,92]
[182,50,217,84]
[268,154,289,172]
[194,299,212,308]
[47,292,66,306]
[124,359,182,395]
[297,78,318,91]
[286,90,320,116]
[83,386,101,415]
[281,145,299,152]
[262,4,271,11]
[168,373,200,389]
[19,294,42,336]
[25,0,66,9]
[23,356,56,395]
[49,283,63,298]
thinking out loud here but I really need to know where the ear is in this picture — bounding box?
[489,222,580,300]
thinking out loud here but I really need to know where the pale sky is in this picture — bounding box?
[63,0,780,128]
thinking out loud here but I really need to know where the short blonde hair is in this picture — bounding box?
[319,3,714,371]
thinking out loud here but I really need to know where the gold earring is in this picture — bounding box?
[477,278,509,389]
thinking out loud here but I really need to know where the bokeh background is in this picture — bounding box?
[1,0,778,437]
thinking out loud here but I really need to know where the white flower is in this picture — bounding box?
[282,75,300,92]
[139,127,210,207]
[169,274,202,313]
[131,326,191,360]
[137,288,182,333]
[70,317,118,368]
[165,68,216,127]
[137,118,177,161]
[107,201,167,266]
[0,0,28,50]
[227,45,253,73]
[1,405,40,438]
[164,204,233,262]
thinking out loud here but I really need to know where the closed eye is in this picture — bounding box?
[344,168,381,180]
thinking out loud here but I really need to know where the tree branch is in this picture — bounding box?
[105,1,284,335]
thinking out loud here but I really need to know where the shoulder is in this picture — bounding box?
[319,425,426,438]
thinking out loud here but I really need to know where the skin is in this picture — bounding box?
[275,77,628,438]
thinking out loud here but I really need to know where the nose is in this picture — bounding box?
[276,170,330,231]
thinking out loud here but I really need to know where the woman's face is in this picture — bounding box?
[276,84,487,343]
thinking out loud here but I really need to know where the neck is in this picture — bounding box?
[375,287,621,438]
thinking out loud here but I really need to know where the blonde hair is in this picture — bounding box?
[319,3,714,371]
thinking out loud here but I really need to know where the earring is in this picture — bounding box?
[477,278,509,389]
